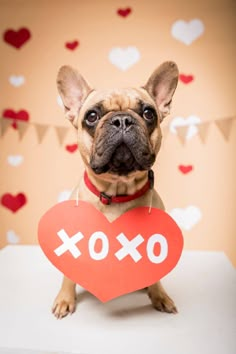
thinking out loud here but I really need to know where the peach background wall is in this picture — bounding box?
[0,0,236,265]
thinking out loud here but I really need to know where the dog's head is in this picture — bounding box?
[57,62,178,178]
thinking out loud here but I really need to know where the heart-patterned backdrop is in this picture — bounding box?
[0,0,236,266]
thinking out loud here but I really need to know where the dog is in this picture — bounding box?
[52,61,179,318]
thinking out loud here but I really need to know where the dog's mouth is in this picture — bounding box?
[90,142,155,175]
[91,143,141,175]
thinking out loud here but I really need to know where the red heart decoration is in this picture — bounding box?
[38,201,183,302]
[2,109,29,129]
[3,28,31,49]
[65,143,78,153]
[179,74,194,84]
[117,7,132,18]
[65,40,79,50]
[178,165,193,174]
[1,193,27,213]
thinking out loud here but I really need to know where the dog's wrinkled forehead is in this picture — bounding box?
[80,87,156,115]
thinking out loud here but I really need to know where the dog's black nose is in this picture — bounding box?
[111,115,133,130]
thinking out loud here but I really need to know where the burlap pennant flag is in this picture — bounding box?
[18,121,30,140]
[54,126,69,145]
[34,123,49,143]
[0,117,13,137]
[176,125,188,145]
[198,121,210,144]
[215,117,234,141]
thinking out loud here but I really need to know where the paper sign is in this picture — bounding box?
[38,201,183,302]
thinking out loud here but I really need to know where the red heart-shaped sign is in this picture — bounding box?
[178,165,193,174]
[3,28,31,49]
[65,143,78,153]
[117,7,132,18]
[1,193,27,212]
[38,201,183,302]
[2,109,29,129]
[179,74,194,84]
[65,40,79,50]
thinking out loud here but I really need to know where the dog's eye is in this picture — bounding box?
[143,108,155,121]
[85,111,100,125]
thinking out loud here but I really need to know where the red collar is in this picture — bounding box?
[84,170,154,205]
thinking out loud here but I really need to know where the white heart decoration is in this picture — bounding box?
[57,190,72,203]
[109,46,140,71]
[7,155,24,166]
[169,115,201,140]
[171,19,205,45]
[9,75,25,87]
[57,95,64,108]
[169,206,202,231]
[7,230,20,244]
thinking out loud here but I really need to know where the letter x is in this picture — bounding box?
[54,229,84,259]
[115,233,144,263]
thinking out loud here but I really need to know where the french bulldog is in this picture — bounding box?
[52,61,179,318]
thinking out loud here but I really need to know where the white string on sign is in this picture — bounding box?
[148,189,153,214]
[75,186,80,206]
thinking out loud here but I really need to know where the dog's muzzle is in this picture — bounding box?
[90,113,155,175]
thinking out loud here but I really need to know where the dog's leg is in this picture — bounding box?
[148,281,177,314]
[52,276,76,319]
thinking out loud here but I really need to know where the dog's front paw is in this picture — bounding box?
[148,291,178,314]
[52,289,76,319]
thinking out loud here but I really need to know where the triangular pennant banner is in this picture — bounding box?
[1,117,13,137]
[18,121,30,140]
[54,126,69,145]
[34,123,49,143]
[176,126,189,145]
[198,122,210,144]
[0,116,235,143]
[215,118,234,141]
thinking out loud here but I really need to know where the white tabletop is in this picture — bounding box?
[0,246,235,354]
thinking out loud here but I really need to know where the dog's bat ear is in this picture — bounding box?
[144,61,179,122]
[57,66,92,127]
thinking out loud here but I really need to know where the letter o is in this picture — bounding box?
[146,234,168,264]
[88,231,109,260]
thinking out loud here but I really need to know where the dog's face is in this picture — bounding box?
[57,62,178,178]
[74,87,161,176]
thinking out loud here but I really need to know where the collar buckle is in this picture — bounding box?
[100,192,112,205]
